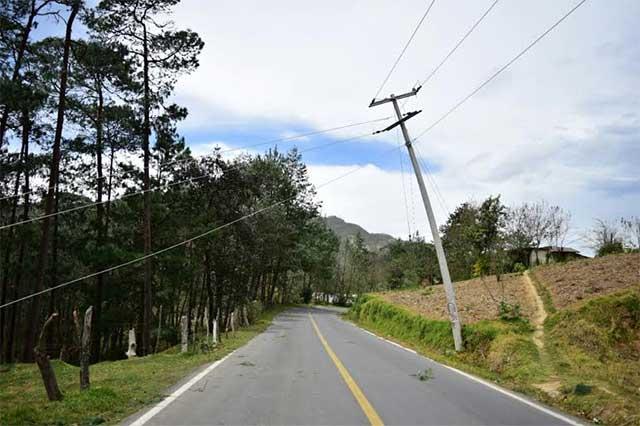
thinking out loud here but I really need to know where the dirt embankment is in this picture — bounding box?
[531,253,640,309]
[377,273,536,323]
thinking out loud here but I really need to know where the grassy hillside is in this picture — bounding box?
[349,253,640,425]
[323,215,395,251]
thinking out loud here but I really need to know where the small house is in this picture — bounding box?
[527,246,587,266]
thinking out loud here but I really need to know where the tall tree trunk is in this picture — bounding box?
[46,181,60,353]
[204,253,214,334]
[105,142,114,230]
[4,113,31,363]
[22,2,79,362]
[0,116,28,362]
[141,22,153,357]
[92,86,105,362]
[0,0,38,151]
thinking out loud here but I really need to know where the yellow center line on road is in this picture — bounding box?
[308,313,384,426]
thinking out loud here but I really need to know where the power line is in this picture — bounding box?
[413,142,450,217]
[396,129,412,237]
[413,0,588,142]
[0,141,402,310]
[0,117,390,204]
[0,131,376,231]
[419,0,499,88]
[372,0,438,101]
[156,116,391,170]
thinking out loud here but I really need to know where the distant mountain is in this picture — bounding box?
[323,216,396,251]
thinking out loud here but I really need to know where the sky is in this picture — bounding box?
[33,0,640,254]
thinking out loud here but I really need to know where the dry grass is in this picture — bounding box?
[531,253,640,309]
[377,273,536,323]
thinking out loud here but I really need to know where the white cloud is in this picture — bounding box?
[167,0,639,253]
[189,141,258,161]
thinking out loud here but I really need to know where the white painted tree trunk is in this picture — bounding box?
[126,328,137,358]
[181,315,188,353]
[212,319,218,345]
[205,307,210,343]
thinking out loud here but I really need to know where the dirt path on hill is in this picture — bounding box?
[524,270,547,350]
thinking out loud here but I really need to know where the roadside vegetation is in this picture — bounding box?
[348,253,640,425]
[0,306,288,425]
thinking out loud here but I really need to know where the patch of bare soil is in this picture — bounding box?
[524,271,547,349]
[533,379,562,399]
[531,253,640,309]
[377,273,536,323]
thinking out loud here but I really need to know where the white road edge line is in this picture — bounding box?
[129,351,236,426]
[350,323,583,426]
[359,326,417,354]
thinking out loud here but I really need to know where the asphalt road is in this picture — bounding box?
[127,307,580,426]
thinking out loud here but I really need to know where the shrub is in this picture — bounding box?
[597,241,624,257]
[499,301,521,321]
[512,262,526,274]
[246,300,263,324]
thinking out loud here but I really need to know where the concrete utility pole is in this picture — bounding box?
[369,87,463,351]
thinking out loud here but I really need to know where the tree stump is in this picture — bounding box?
[34,313,63,401]
[79,307,93,390]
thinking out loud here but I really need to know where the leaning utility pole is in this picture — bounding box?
[370,87,463,351]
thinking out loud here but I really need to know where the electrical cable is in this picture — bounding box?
[413,142,450,217]
[372,0,438,101]
[0,117,390,203]
[0,139,405,310]
[412,0,588,142]
[400,0,499,109]
[0,131,376,231]
[397,129,412,237]
[420,0,499,88]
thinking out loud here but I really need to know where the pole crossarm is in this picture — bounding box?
[369,86,421,108]
[373,110,422,135]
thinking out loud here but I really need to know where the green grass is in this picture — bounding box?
[527,270,557,314]
[347,294,542,386]
[543,290,640,425]
[0,305,288,425]
[348,291,640,425]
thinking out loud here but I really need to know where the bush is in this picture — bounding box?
[597,241,624,257]
[512,262,526,274]
[499,301,521,321]
[472,258,490,278]
[246,300,263,324]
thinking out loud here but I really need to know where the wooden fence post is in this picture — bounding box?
[79,306,93,390]
[181,315,188,353]
[34,313,63,401]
